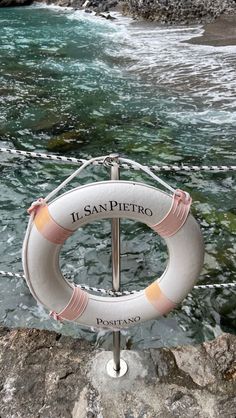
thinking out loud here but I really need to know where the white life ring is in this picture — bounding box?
[23,180,204,330]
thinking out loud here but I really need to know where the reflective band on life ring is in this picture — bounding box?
[22,181,204,330]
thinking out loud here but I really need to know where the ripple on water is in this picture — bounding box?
[0,6,235,348]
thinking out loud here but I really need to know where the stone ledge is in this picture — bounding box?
[123,0,236,24]
[0,327,235,417]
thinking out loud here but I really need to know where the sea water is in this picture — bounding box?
[0,5,235,349]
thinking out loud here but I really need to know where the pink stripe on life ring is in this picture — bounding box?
[152,189,192,237]
[50,286,89,321]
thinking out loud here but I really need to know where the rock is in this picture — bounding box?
[123,0,236,24]
[0,0,33,5]
[0,327,235,417]
[47,130,84,152]
[105,13,117,20]
[33,0,119,14]
[96,12,117,19]
[1,0,236,23]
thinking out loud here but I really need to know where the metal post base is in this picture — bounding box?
[106,358,128,378]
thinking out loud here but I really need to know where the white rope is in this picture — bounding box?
[1,270,235,294]
[44,155,177,203]
[44,155,107,202]
[0,147,86,165]
[37,155,178,204]
[119,157,176,194]
[1,147,235,172]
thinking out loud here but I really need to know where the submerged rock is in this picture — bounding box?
[47,130,84,152]
[0,327,235,417]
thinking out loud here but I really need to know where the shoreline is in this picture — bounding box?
[187,15,236,47]
[1,0,236,47]
[25,2,236,47]
[1,0,236,25]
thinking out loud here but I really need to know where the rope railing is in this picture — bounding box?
[0,150,235,298]
[0,147,236,173]
[0,270,235,295]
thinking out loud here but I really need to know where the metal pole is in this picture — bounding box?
[111,157,121,372]
[106,153,128,378]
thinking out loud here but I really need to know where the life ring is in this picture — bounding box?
[22,180,204,330]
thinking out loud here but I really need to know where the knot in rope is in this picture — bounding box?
[49,311,62,321]
[27,198,46,217]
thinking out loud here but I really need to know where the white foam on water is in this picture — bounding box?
[84,14,236,121]
[32,2,73,11]
[4,5,236,127]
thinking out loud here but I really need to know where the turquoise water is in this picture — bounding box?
[0,6,235,349]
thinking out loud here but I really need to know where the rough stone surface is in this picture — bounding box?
[0,0,119,10]
[32,0,122,14]
[1,0,236,25]
[123,0,236,24]
[0,327,235,417]
[0,0,33,6]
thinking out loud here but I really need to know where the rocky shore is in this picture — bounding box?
[0,327,235,417]
[1,0,236,25]
[35,0,121,13]
[0,0,33,6]
[0,0,122,13]
[123,0,236,25]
